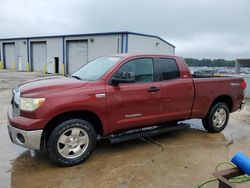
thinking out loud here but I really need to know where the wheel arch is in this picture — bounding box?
[41,110,104,150]
[208,95,233,114]
[202,95,232,133]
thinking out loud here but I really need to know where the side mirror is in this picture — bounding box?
[111,72,135,85]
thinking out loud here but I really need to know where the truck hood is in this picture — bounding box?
[19,76,88,96]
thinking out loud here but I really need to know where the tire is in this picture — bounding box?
[202,102,229,133]
[47,119,96,166]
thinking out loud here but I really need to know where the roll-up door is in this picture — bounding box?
[66,40,88,75]
[3,43,15,70]
[31,42,47,72]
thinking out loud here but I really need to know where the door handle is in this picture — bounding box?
[147,86,160,92]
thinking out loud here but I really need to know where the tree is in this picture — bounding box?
[185,58,236,67]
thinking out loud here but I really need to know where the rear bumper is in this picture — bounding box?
[239,100,246,111]
[8,124,43,150]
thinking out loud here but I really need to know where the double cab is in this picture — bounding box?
[8,54,246,166]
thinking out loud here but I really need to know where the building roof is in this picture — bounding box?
[0,31,175,48]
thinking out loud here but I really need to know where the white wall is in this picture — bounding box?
[29,38,63,73]
[0,33,175,74]
[128,34,175,55]
[16,40,28,71]
[64,35,120,62]
[0,40,28,71]
[87,35,120,61]
[46,38,63,74]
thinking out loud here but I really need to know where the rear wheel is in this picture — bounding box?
[202,102,229,133]
[47,119,96,166]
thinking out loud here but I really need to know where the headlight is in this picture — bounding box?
[20,97,45,111]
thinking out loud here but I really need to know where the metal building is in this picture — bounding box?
[0,31,175,75]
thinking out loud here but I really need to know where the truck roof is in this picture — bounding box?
[110,53,180,59]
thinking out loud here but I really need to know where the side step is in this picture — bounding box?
[108,123,190,144]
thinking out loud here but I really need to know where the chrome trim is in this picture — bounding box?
[12,86,20,116]
[212,108,226,128]
[95,93,106,98]
[125,113,143,118]
[57,127,89,159]
[13,86,20,105]
[8,124,43,150]
[230,83,240,86]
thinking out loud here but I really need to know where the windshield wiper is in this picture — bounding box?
[71,75,82,80]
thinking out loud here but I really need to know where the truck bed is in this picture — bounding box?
[191,76,245,118]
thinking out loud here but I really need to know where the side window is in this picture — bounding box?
[118,58,154,83]
[159,58,180,81]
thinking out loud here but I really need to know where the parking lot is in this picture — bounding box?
[1,70,250,188]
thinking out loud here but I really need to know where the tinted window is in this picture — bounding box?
[118,58,154,83]
[159,58,180,80]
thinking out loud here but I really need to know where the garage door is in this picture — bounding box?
[66,40,88,75]
[3,43,15,70]
[31,42,47,72]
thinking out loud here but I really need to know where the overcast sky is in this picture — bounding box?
[0,0,249,59]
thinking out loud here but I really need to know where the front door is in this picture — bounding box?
[106,58,160,132]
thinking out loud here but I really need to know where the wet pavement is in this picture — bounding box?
[0,70,250,188]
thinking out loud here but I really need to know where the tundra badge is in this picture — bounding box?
[125,113,143,118]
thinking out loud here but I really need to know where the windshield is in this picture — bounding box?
[72,56,121,81]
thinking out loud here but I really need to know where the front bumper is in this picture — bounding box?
[7,106,47,150]
[8,123,43,150]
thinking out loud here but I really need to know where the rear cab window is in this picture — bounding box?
[158,58,180,81]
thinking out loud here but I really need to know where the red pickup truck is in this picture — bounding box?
[8,54,246,166]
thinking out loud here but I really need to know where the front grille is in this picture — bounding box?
[11,87,20,116]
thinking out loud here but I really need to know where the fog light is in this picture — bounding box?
[17,133,25,144]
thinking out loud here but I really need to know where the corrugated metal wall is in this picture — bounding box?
[0,33,175,74]
[127,34,175,55]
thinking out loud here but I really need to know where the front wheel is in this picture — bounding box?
[202,102,229,133]
[47,119,96,166]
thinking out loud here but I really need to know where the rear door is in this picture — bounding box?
[106,57,160,132]
[158,58,194,122]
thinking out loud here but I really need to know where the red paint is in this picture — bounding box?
[8,54,246,136]
[240,79,247,90]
